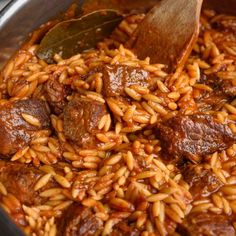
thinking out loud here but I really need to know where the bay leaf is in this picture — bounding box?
[36,10,123,63]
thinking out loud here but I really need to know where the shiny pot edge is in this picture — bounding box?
[0,0,78,69]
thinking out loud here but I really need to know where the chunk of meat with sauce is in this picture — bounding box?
[200,73,236,97]
[221,79,236,97]
[63,96,108,147]
[58,204,102,236]
[44,77,71,114]
[102,65,150,97]
[177,212,236,236]
[0,161,57,205]
[110,218,176,236]
[156,114,236,163]
[0,99,50,156]
[197,92,229,111]
[181,164,222,199]
[197,74,236,111]
[110,221,140,236]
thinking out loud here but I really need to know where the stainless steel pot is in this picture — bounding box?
[0,0,83,69]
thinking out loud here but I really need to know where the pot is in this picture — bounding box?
[0,0,81,69]
[0,1,235,235]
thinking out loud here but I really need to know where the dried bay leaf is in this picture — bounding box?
[37,10,123,63]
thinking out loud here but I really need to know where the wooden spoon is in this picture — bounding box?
[127,0,203,72]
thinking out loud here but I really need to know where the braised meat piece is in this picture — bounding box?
[110,221,140,236]
[0,161,56,205]
[197,74,236,111]
[181,164,222,199]
[221,79,236,97]
[156,114,236,162]
[44,78,71,114]
[63,96,108,147]
[177,212,235,236]
[58,204,102,236]
[0,99,50,156]
[200,74,236,97]
[197,92,228,111]
[102,65,149,97]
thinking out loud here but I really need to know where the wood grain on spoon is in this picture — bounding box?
[127,0,203,72]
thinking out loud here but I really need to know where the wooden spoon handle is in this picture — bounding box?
[127,0,203,72]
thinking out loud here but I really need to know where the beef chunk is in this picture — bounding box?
[156,114,236,162]
[44,78,71,114]
[59,204,102,236]
[103,65,149,97]
[182,164,222,199]
[177,212,235,236]
[200,74,236,97]
[197,92,228,111]
[197,74,236,111]
[0,161,56,205]
[221,79,236,97]
[110,221,140,236]
[0,99,50,156]
[63,96,108,147]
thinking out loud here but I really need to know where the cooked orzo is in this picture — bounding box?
[0,6,236,236]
